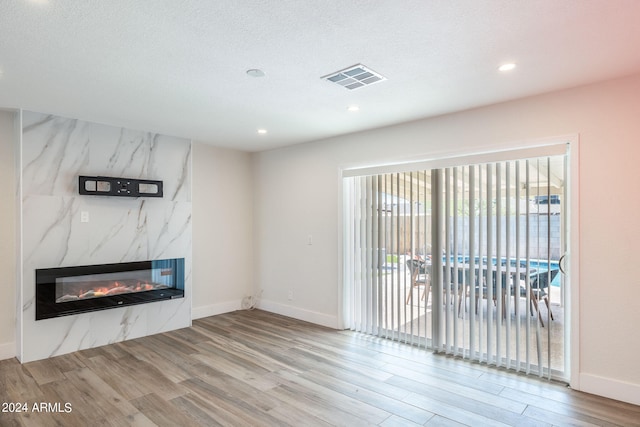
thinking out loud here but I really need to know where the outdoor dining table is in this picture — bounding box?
[411,260,554,324]
[442,263,540,318]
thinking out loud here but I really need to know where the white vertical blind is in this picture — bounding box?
[344,152,567,379]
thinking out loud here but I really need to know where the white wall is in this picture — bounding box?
[0,110,17,359]
[253,73,640,405]
[192,143,254,318]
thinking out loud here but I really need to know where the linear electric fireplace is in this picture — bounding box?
[36,258,185,320]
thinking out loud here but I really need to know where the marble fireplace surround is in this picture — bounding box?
[17,111,193,363]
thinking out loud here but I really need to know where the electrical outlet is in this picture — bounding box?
[287,290,294,300]
[80,211,89,223]
[307,234,313,245]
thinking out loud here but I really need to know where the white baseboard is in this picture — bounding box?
[0,341,16,361]
[579,373,640,406]
[258,299,339,329]
[192,300,242,320]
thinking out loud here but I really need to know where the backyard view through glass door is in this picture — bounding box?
[344,152,568,379]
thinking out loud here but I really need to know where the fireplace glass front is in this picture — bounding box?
[36,258,185,320]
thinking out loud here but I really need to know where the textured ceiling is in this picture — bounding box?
[2,0,640,151]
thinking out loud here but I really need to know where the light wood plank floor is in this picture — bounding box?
[1,310,638,426]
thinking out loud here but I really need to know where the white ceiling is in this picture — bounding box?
[2,0,640,152]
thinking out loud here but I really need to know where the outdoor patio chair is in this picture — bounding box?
[474,270,510,318]
[447,266,472,315]
[406,259,429,305]
[514,269,559,327]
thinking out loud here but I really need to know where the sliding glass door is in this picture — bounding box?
[343,172,433,345]
[344,150,568,379]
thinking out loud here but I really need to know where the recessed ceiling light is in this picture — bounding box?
[257,129,267,134]
[246,69,266,78]
[498,63,517,72]
[347,105,360,112]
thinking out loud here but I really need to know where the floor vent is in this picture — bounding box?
[321,64,386,90]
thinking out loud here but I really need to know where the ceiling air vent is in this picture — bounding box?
[321,64,386,90]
